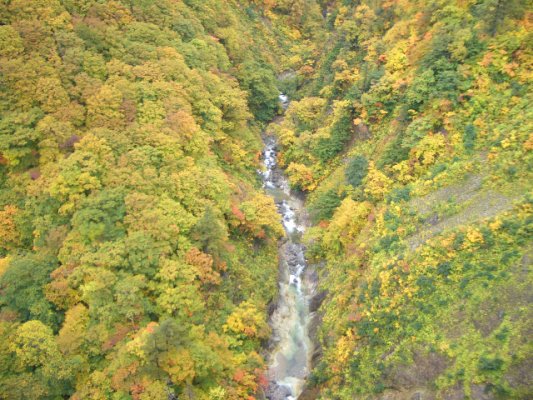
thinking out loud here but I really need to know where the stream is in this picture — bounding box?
[262,94,315,400]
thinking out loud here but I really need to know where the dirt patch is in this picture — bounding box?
[409,175,483,216]
[377,388,436,400]
[407,191,512,250]
[384,349,450,390]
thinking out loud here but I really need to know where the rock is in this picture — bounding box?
[384,349,449,389]
[266,382,292,400]
[299,385,321,400]
[426,213,439,226]
[267,300,278,317]
[310,290,327,313]
[470,384,494,400]
[442,384,465,400]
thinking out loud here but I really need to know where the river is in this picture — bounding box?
[262,94,315,400]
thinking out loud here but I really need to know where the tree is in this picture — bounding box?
[86,85,125,129]
[474,0,527,36]
[224,300,270,340]
[0,109,44,169]
[155,259,205,321]
[0,255,59,327]
[323,198,372,253]
[141,319,192,383]
[345,155,368,188]
[8,319,73,397]
[286,162,316,191]
[191,206,229,261]
[10,320,61,370]
[185,247,221,286]
[309,189,342,223]
[114,275,148,323]
[35,77,70,113]
[237,193,284,238]
[0,25,24,58]
[57,303,89,355]
[0,205,21,252]
[363,162,392,200]
[49,134,114,214]
[236,61,279,123]
[36,116,78,165]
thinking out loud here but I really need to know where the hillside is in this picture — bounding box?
[0,1,532,400]
[271,1,532,399]
[0,1,301,398]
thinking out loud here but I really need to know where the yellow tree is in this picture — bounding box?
[237,193,284,239]
[323,198,372,253]
[0,205,20,251]
[86,85,125,129]
[363,162,393,200]
[286,162,316,191]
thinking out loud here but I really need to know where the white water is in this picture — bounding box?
[262,94,313,400]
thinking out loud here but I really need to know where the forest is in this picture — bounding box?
[0,1,531,399]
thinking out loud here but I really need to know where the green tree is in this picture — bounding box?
[345,154,368,188]
[0,255,59,327]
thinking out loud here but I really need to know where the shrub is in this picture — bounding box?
[309,189,343,223]
[345,155,368,187]
[377,135,410,168]
[463,123,476,152]
[315,112,353,162]
[386,186,411,203]
[478,356,504,371]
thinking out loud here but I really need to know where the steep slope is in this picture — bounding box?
[0,1,316,398]
[268,1,532,399]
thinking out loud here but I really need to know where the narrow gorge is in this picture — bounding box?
[262,94,315,400]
